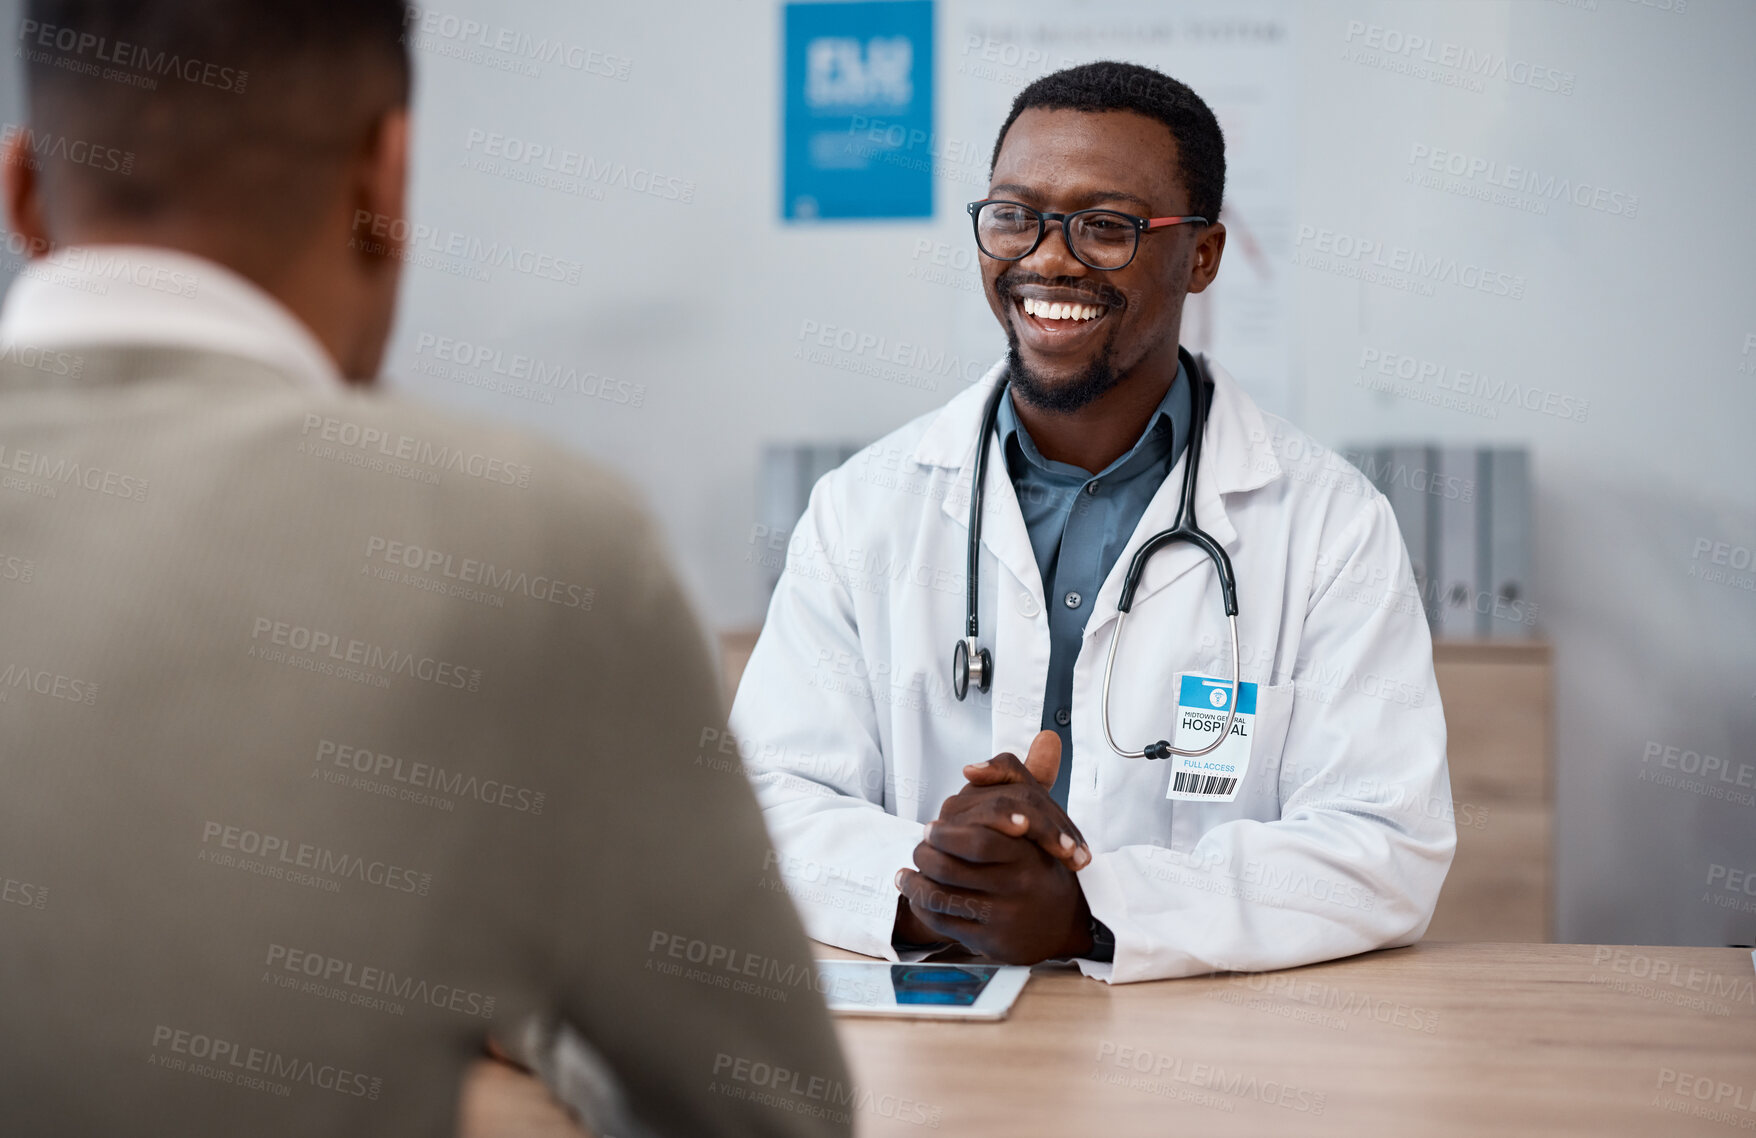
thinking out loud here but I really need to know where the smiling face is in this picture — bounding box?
[981,107,1225,413]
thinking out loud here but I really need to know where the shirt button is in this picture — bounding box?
[1054,707,1071,726]
[1064,591,1083,609]
[1018,593,1040,618]
[1086,481,1100,495]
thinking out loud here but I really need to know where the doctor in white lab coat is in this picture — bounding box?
[730,62,1455,983]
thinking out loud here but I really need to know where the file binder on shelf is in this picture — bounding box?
[757,443,863,600]
[1434,446,1481,639]
[1341,442,1535,639]
[1483,447,1533,639]
[1384,445,1437,625]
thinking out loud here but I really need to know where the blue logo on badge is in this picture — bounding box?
[1178,675,1258,716]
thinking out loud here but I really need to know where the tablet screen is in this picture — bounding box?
[889,964,998,1005]
[817,962,1002,1009]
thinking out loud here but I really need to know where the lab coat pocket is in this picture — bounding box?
[1169,680,1297,854]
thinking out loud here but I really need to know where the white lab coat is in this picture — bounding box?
[730,357,1456,983]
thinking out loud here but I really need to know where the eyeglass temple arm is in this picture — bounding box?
[1143,215,1208,230]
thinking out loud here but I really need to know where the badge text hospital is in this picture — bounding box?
[1166,675,1258,803]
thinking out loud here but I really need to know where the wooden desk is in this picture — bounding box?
[823,942,1756,1137]
[465,942,1755,1136]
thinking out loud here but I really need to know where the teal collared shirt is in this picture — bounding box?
[996,361,1193,808]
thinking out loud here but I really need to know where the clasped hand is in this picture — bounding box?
[894,731,1097,964]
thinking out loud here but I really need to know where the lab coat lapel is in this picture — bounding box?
[1085,358,1280,636]
[914,361,1048,609]
[968,431,1051,764]
[912,361,1052,764]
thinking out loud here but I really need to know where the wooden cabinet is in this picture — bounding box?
[1425,640,1554,942]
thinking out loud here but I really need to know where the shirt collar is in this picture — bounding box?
[997,357,1192,485]
[0,244,344,391]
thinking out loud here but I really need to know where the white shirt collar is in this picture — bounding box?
[0,244,344,390]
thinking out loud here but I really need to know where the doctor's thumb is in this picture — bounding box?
[1023,730,1062,789]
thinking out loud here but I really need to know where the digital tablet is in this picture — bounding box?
[815,961,1031,1021]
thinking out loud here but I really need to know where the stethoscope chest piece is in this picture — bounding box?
[951,636,991,701]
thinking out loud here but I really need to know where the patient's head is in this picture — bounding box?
[5,0,413,381]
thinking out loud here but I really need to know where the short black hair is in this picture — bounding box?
[19,0,410,233]
[990,61,1226,224]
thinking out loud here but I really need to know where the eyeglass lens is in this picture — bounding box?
[973,202,1138,269]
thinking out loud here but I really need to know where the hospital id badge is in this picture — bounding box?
[1165,675,1257,803]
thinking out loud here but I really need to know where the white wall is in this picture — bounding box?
[4,0,1751,946]
[1283,0,1756,948]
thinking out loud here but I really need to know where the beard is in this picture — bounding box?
[1003,328,1126,414]
[994,269,1131,413]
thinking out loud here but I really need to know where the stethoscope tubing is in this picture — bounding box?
[953,348,1241,761]
[1102,608,1240,759]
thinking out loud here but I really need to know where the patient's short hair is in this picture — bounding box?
[19,0,410,235]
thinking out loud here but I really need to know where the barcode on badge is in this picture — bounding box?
[1171,771,1237,797]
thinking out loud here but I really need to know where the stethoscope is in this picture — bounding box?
[950,346,1241,761]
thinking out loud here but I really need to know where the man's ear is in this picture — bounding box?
[347,107,409,266]
[4,128,53,259]
[1187,220,1226,295]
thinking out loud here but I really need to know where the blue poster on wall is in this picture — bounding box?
[782,1,935,221]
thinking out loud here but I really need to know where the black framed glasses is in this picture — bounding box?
[966,199,1207,271]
